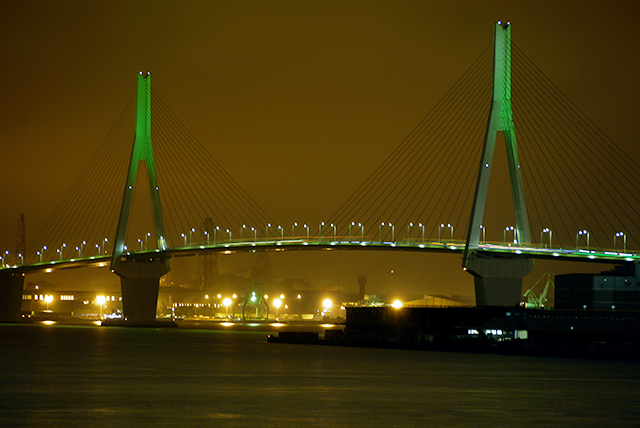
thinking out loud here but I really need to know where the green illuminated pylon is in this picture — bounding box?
[111,72,168,273]
[463,21,531,266]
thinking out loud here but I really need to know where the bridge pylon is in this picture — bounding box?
[463,22,534,306]
[110,72,170,323]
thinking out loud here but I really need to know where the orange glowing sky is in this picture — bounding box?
[1,1,639,296]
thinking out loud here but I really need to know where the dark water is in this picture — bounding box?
[0,322,638,428]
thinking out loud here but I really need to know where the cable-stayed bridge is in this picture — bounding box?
[2,22,640,322]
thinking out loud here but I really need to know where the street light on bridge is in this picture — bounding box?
[318,222,324,240]
[181,233,186,247]
[614,232,626,252]
[480,225,486,243]
[419,223,425,244]
[226,229,232,242]
[265,223,271,242]
[359,223,364,241]
[504,226,516,245]
[439,224,453,243]
[541,228,552,249]
[278,225,284,239]
[349,222,355,242]
[241,224,246,242]
[58,243,66,260]
[303,224,309,240]
[39,246,47,263]
[576,230,590,250]
[292,222,297,238]
[190,227,196,246]
[330,223,336,241]
[406,223,413,243]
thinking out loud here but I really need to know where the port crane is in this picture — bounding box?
[523,271,554,309]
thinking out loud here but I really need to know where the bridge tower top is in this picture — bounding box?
[111,72,169,274]
[463,21,531,266]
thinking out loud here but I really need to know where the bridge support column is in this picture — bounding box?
[0,272,25,322]
[115,261,169,324]
[466,254,534,306]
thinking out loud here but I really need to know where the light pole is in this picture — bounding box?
[137,238,143,251]
[349,222,354,242]
[614,232,626,252]
[59,243,66,260]
[406,223,413,243]
[241,224,246,242]
[265,223,271,242]
[331,223,336,241]
[204,230,209,245]
[273,298,282,318]
[181,233,186,247]
[278,225,284,240]
[96,295,106,319]
[480,225,485,243]
[297,294,301,319]
[226,229,232,242]
[359,223,364,241]
[541,228,552,248]
[190,227,196,246]
[504,226,515,245]
[319,222,324,241]
[223,297,232,317]
[214,226,220,245]
[379,222,384,243]
[144,234,149,250]
[45,294,53,311]
[40,246,47,262]
[292,222,297,238]
[419,223,425,244]
[390,223,395,242]
[304,224,309,240]
[576,230,589,250]
[19,253,23,265]
[80,241,86,257]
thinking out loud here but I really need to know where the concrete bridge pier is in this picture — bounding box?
[0,272,25,322]
[465,253,534,307]
[115,261,170,324]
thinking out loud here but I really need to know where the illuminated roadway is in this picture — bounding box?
[3,237,639,276]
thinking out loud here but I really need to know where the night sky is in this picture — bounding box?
[2,1,640,298]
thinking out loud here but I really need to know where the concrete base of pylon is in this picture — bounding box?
[0,272,25,322]
[114,260,170,324]
[465,253,534,307]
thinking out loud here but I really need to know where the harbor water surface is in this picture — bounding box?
[0,322,638,427]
